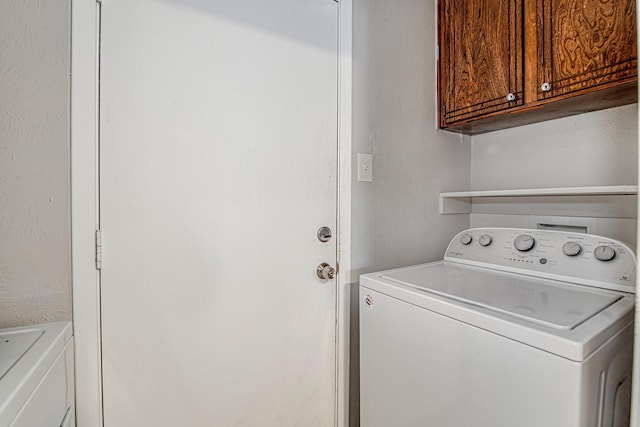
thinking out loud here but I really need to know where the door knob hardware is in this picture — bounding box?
[316,263,337,280]
[505,93,516,101]
[540,82,551,92]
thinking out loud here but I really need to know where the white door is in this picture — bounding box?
[99,1,338,425]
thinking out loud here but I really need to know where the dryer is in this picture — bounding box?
[0,321,74,427]
[360,228,635,427]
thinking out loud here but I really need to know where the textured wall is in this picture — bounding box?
[0,0,71,326]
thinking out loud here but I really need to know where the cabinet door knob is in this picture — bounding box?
[505,93,516,101]
[540,82,551,92]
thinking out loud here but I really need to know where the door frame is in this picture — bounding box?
[70,0,353,425]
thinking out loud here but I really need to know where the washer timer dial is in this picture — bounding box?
[594,246,616,262]
[459,233,473,245]
[562,242,582,257]
[479,234,492,247]
[514,234,535,252]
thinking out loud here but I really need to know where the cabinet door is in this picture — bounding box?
[439,0,523,127]
[536,0,637,100]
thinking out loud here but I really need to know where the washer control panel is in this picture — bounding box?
[445,228,636,293]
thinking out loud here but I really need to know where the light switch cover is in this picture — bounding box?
[357,153,373,182]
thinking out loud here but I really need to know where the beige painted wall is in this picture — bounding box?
[0,0,71,326]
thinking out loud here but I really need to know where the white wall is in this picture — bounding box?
[471,105,638,190]
[0,0,71,326]
[351,0,471,423]
[351,0,470,280]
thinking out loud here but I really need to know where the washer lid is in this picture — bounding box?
[381,263,623,330]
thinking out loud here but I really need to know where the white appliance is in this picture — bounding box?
[360,228,635,427]
[0,322,74,427]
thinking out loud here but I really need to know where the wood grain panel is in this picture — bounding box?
[538,0,637,99]
[439,0,523,126]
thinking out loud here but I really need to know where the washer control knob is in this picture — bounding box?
[479,234,492,247]
[459,233,473,245]
[594,246,616,262]
[562,242,582,257]
[514,234,535,252]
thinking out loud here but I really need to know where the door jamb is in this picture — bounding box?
[70,1,353,426]
[336,1,353,425]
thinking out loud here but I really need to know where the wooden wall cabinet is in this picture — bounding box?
[438,0,638,134]
[439,0,524,125]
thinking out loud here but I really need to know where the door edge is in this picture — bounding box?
[71,0,103,426]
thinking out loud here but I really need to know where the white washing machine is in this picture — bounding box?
[360,228,635,427]
[0,321,74,427]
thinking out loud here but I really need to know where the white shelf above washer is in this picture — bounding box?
[439,185,638,214]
